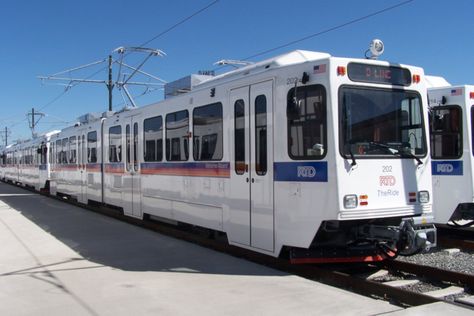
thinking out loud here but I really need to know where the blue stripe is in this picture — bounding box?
[432,161,463,176]
[274,161,328,182]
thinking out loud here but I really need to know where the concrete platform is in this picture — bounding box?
[0,182,471,315]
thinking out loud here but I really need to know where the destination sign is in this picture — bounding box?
[347,63,411,86]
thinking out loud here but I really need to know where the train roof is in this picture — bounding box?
[426,75,451,89]
[195,50,331,89]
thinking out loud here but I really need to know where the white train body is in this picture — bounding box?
[49,119,103,204]
[1,131,57,191]
[1,50,436,262]
[427,83,474,224]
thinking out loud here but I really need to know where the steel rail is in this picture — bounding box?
[380,259,474,288]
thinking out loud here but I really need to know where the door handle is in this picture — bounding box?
[251,178,255,183]
[246,177,249,183]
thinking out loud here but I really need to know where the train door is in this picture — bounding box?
[229,80,274,252]
[78,133,87,204]
[123,117,142,218]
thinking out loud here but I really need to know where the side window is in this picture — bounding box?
[87,131,98,163]
[166,110,189,161]
[109,125,122,162]
[193,102,223,161]
[287,84,327,160]
[234,99,246,175]
[430,106,462,159]
[40,143,47,165]
[50,143,54,165]
[144,116,163,162]
[62,138,69,164]
[126,125,131,171]
[401,97,424,154]
[255,95,267,175]
[471,106,474,157]
[133,122,138,171]
[78,136,81,165]
[82,135,86,165]
[56,140,61,164]
[69,136,77,164]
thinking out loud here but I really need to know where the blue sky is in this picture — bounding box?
[1,0,473,143]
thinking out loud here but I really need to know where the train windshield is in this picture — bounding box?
[340,87,426,159]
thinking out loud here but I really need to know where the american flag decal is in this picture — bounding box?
[313,64,326,74]
[451,88,462,96]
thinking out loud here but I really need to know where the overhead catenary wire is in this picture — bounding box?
[138,0,220,48]
[216,0,415,71]
[35,0,221,114]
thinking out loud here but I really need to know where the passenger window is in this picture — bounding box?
[287,84,326,160]
[193,103,223,161]
[234,106,246,170]
[430,106,462,159]
[55,140,61,164]
[126,125,131,171]
[69,136,77,164]
[133,122,138,171]
[472,106,474,157]
[87,131,98,163]
[40,142,47,165]
[143,116,163,162]
[82,135,86,165]
[109,125,122,162]
[166,110,189,161]
[62,138,69,164]
[255,95,267,175]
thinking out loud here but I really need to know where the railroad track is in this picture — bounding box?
[379,260,474,306]
[3,181,474,310]
[436,224,474,251]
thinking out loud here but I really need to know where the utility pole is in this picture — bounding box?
[107,54,113,111]
[27,108,45,137]
[0,127,10,148]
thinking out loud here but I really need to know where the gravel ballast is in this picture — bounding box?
[397,247,474,275]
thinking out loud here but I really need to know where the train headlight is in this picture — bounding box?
[344,195,358,209]
[418,191,430,203]
[365,39,384,59]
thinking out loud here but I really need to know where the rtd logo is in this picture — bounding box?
[297,166,316,178]
[379,175,396,186]
[437,164,453,173]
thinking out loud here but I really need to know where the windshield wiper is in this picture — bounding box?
[345,141,357,166]
[369,142,423,165]
[348,148,357,166]
[398,147,423,165]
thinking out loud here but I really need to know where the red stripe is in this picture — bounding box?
[105,167,124,174]
[290,254,387,264]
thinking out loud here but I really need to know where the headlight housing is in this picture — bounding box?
[418,191,430,203]
[344,195,358,209]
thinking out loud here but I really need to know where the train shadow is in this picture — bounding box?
[0,183,283,277]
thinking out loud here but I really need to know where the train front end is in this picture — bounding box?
[290,58,436,263]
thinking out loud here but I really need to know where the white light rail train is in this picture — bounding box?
[1,49,437,263]
[427,76,474,227]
